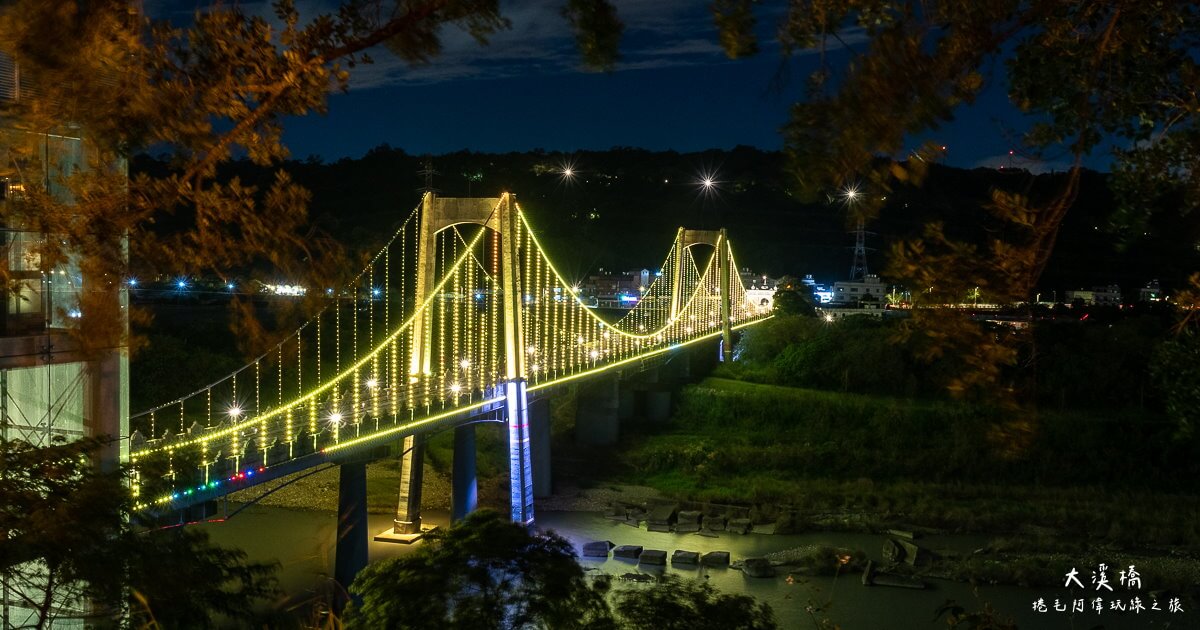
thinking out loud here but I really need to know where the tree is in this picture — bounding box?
[344,509,614,629]
[694,2,1198,406]
[612,574,777,630]
[772,288,816,317]
[0,0,522,355]
[0,437,278,629]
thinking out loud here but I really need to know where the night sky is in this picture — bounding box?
[152,0,1118,172]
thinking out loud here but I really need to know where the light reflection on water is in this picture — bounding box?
[200,506,1173,630]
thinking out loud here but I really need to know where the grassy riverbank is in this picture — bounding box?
[615,378,1200,550]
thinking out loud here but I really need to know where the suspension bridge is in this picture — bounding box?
[127,192,770,550]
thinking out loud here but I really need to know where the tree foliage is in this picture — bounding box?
[0,0,510,355]
[695,1,1199,407]
[613,573,777,630]
[344,509,614,630]
[0,437,277,628]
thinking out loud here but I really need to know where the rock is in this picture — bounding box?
[886,528,916,540]
[705,516,727,531]
[882,538,906,564]
[742,557,775,578]
[677,510,702,524]
[647,504,678,532]
[701,551,730,567]
[861,560,875,586]
[619,573,655,583]
[582,541,614,558]
[697,529,719,538]
[897,539,925,566]
[639,549,668,566]
[672,550,700,565]
[728,518,753,534]
[675,522,701,533]
[774,512,801,535]
[613,545,643,560]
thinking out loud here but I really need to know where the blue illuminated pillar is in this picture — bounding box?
[505,380,535,525]
[451,424,478,522]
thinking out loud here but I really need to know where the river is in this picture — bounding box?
[200,506,1183,629]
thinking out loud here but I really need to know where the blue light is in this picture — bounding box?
[475,293,484,300]
[372,287,381,297]
[227,282,235,290]
[618,294,639,303]
[171,493,179,500]
[245,470,254,477]
[326,288,334,295]
[127,278,138,287]
[176,279,187,289]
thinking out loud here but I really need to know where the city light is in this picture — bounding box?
[176,279,187,289]
[329,412,343,425]
[459,359,471,369]
[365,378,378,389]
[696,169,721,198]
[450,383,462,394]
[229,405,243,417]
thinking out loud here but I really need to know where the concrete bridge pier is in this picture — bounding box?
[334,461,369,612]
[393,434,425,534]
[574,373,619,446]
[528,397,552,498]
[451,424,477,523]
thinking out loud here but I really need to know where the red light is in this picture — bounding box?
[1009,150,1014,155]
[258,467,265,473]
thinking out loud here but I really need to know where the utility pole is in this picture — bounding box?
[849,218,871,281]
[417,156,439,195]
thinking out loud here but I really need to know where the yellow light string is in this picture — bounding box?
[132,228,485,457]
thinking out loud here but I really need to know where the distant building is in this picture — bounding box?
[1065,284,1121,305]
[579,268,649,309]
[833,274,886,304]
[1138,280,1163,302]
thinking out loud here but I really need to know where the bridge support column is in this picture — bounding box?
[505,380,534,525]
[334,461,369,611]
[451,425,477,523]
[528,397,552,499]
[393,434,425,534]
[575,373,619,446]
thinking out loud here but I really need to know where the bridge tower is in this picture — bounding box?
[677,228,734,359]
[391,192,534,534]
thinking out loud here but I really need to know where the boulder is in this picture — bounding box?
[582,541,614,558]
[676,510,702,533]
[647,504,678,532]
[704,516,727,531]
[671,550,700,565]
[742,557,776,578]
[882,538,906,564]
[774,512,801,535]
[728,518,753,535]
[613,545,643,560]
[639,549,668,566]
[701,551,730,567]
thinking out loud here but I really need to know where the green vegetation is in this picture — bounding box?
[618,377,1200,548]
[345,509,779,630]
[0,438,278,629]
